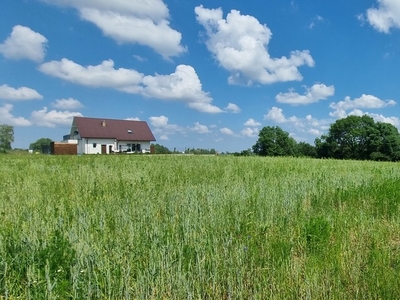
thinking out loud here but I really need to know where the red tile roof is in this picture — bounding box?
[73,117,156,141]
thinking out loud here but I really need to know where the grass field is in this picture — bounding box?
[1,154,400,299]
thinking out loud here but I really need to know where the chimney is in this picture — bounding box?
[101,120,106,127]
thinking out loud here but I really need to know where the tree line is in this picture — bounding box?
[252,115,400,161]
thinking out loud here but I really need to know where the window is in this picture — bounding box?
[93,143,97,148]
[127,129,132,134]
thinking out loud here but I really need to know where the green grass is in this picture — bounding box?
[1,155,400,299]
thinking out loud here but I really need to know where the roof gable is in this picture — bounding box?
[72,117,156,141]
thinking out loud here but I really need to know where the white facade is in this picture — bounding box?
[77,138,151,155]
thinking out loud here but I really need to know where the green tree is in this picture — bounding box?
[296,142,317,158]
[29,138,53,153]
[315,115,400,161]
[370,122,400,161]
[0,124,14,152]
[252,126,297,156]
[153,143,171,154]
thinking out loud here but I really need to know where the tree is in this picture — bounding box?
[0,124,14,152]
[296,142,317,158]
[30,138,53,153]
[369,122,400,161]
[153,143,171,154]
[315,115,400,161]
[252,126,297,156]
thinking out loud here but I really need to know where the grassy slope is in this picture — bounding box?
[0,155,400,299]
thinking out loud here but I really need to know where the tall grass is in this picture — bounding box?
[0,155,400,299]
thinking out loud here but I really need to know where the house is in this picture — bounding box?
[64,116,156,155]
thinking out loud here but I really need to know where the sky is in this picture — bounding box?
[1,0,400,152]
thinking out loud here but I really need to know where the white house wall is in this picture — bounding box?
[118,141,151,153]
[77,138,151,154]
[78,138,115,154]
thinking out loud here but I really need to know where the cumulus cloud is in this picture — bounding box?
[141,65,223,113]
[220,127,236,136]
[149,115,169,127]
[40,0,185,58]
[276,83,334,105]
[344,109,400,127]
[40,59,223,113]
[195,5,314,85]
[264,106,327,136]
[0,84,43,100]
[159,135,169,141]
[149,115,185,140]
[191,122,210,134]
[244,118,261,127]
[329,94,396,118]
[30,107,83,127]
[52,98,83,110]
[364,0,400,33]
[224,103,241,113]
[264,107,289,123]
[39,59,143,88]
[241,127,259,137]
[0,104,32,126]
[0,25,47,62]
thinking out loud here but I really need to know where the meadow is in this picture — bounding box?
[0,154,400,299]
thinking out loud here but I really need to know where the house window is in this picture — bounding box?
[93,143,97,148]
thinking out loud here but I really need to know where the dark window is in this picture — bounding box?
[93,143,97,148]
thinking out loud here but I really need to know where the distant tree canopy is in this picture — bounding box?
[185,148,216,155]
[153,144,171,154]
[315,115,400,161]
[251,116,400,162]
[29,138,53,153]
[0,124,14,152]
[252,126,298,157]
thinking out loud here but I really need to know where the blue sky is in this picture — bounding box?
[1,0,400,152]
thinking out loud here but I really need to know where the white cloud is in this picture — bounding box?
[309,128,321,135]
[332,108,400,127]
[141,65,223,113]
[39,59,143,88]
[195,6,314,85]
[149,115,169,127]
[0,104,32,126]
[0,25,47,62]
[244,118,261,127]
[149,115,185,140]
[220,127,236,136]
[241,127,258,137]
[159,135,169,141]
[125,117,140,121]
[309,15,324,29]
[224,103,241,113]
[264,107,288,123]
[40,59,222,113]
[191,122,210,134]
[264,106,328,136]
[330,94,396,117]
[364,0,400,33]
[0,84,43,100]
[30,107,83,127]
[52,98,83,110]
[276,83,334,105]
[41,0,185,58]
